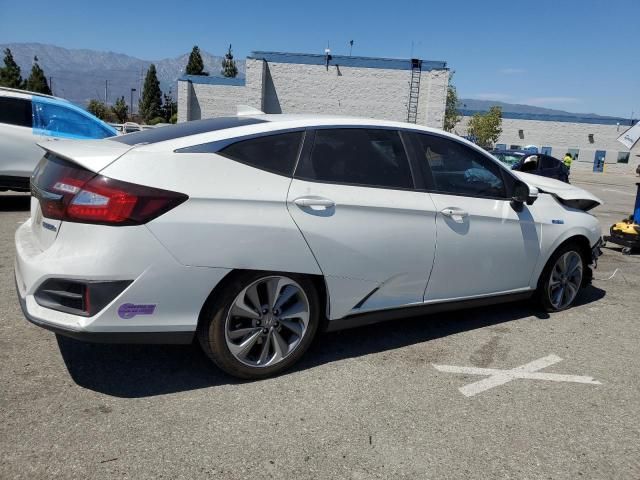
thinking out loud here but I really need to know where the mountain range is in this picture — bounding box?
[0,43,624,122]
[0,42,245,107]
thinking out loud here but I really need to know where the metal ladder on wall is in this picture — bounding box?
[407,59,422,123]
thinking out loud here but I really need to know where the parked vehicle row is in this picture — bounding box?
[0,87,117,191]
[15,113,602,378]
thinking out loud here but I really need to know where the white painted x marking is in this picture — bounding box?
[433,354,601,397]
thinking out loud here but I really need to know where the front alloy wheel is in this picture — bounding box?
[547,251,583,309]
[539,245,585,312]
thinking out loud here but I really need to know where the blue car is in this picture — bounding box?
[491,150,570,183]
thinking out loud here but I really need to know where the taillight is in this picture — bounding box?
[32,154,188,226]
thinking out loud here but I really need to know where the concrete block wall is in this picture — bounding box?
[177,53,449,129]
[261,61,413,123]
[417,69,449,128]
[455,116,639,174]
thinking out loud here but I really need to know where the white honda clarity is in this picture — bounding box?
[15,113,603,379]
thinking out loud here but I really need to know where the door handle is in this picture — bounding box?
[293,197,336,209]
[440,207,468,223]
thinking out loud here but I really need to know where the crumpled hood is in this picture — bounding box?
[513,171,602,211]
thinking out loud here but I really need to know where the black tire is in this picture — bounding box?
[536,242,586,312]
[197,271,321,379]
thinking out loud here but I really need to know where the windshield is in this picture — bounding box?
[492,152,524,167]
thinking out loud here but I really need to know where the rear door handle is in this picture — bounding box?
[294,197,335,209]
[440,207,468,223]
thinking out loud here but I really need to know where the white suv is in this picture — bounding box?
[15,113,603,379]
[0,87,117,191]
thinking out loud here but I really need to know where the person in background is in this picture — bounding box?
[563,152,573,169]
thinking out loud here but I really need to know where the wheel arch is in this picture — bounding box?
[534,233,593,289]
[196,269,329,331]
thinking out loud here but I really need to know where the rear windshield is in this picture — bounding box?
[110,117,267,145]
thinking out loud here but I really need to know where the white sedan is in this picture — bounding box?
[15,113,602,379]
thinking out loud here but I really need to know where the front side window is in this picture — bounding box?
[219,131,304,176]
[0,96,32,127]
[32,100,113,139]
[295,128,413,189]
[414,133,507,198]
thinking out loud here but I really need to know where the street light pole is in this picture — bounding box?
[130,88,136,121]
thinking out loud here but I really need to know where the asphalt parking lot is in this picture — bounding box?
[1,171,639,479]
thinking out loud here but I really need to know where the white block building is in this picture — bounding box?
[178,51,450,128]
[455,111,639,174]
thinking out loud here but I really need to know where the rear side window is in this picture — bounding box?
[218,131,304,176]
[0,96,32,127]
[296,128,413,189]
[33,99,114,139]
[413,133,507,198]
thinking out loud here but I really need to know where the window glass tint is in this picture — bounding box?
[414,134,506,198]
[33,100,113,139]
[219,131,303,176]
[297,128,413,189]
[540,155,558,169]
[0,96,32,127]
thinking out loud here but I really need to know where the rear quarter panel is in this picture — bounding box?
[100,149,322,275]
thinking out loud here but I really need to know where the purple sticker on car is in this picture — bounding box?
[118,303,156,319]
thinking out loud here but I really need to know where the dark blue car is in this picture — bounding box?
[491,150,570,183]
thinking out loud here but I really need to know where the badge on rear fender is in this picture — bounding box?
[118,303,156,319]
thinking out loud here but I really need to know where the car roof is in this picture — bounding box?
[111,113,466,148]
[0,86,62,102]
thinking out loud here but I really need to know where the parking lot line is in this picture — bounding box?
[433,354,602,397]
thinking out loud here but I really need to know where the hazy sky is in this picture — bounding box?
[1,0,638,117]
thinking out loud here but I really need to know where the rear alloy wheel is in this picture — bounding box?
[538,245,585,312]
[198,272,320,379]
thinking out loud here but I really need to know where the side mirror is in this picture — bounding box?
[512,180,538,206]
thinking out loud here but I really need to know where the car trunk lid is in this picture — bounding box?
[30,139,135,250]
[36,138,135,173]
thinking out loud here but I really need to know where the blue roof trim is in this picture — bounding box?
[460,108,635,126]
[179,74,246,86]
[248,51,447,71]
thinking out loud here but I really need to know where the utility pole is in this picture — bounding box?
[130,88,136,121]
[105,80,108,104]
[349,40,354,56]
[49,76,53,95]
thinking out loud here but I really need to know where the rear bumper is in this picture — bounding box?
[15,218,231,343]
[16,278,194,344]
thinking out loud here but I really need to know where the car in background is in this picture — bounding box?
[0,87,117,192]
[491,150,570,183]
[16,113,603,379]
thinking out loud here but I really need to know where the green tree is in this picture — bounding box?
[139,64,162,122]
[111,96,128,123]
[443,72,461,132]
[87,99,109,120]
[185,45,208,76]
[25,56,52,95]
[467,106,503,148]
[0,48,24,88]
[160,91,177,122]
[221,44,238,78]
